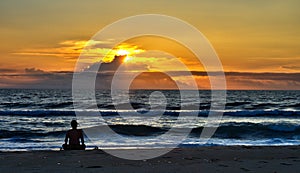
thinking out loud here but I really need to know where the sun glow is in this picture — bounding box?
[115,46,144,63]
[123,56,133,63]
[116,49,129,56]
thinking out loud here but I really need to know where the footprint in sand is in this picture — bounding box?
[218,164,229,167]
[240,167,250,172]
[86,165,103,168]
[280,163,292,166]
[258,160,268,164]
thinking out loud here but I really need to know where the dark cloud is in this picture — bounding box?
[86,55,126,72]
[281,65,300,71]
[225,72,300,83]
[0,68,20,73]
[0,64,299,89]
[168,71,300,83]
[86,55,149,73]
[99,55,126,72]
[129,72,179,90]
[0,68,73,89]
[25,68,45,74]
[135,71,300,90]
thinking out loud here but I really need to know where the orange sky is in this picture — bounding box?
[0,0,299,89]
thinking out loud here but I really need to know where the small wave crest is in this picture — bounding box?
[0,130,66,139]
[0,109,299,117]
[2,122,300,140]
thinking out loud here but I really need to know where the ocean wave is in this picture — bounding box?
[210,122,300,139]
[0,130,66,139]
[0,125,167,139]
[222,110,300,117]
[289,103,300,108]
[2,122,300,139]
[0,109,299,118]
[109,125,168,136]
[43,102,73,109]
[0,110,76,116]
[225,101,252,107]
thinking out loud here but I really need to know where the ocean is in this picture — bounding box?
[0,89,299,151]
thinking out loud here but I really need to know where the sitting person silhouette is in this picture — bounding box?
[62,120,86,150]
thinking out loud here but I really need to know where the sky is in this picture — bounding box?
[0,0,299,89]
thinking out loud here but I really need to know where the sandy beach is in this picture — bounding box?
[1,146,300,173]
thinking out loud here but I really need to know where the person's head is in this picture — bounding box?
[71,120,78,129]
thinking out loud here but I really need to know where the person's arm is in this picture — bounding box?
[64,131,69,145]
[80,129,84,145]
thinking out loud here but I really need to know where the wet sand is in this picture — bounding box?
[1,146,300,173]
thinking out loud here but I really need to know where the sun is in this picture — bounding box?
[116,49,129,56]
[115,49,133,63]
[114,45,144,63]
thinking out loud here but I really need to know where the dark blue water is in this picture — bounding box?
[0,89,299,150]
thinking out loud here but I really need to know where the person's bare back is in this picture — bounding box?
[66,129,83,145]
[62,120,86,150]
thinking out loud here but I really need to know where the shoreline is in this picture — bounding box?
[1,145,300,172]
[1,144,300,151]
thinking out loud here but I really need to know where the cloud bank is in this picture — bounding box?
[0,67,299,90]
